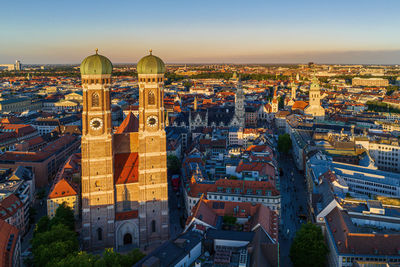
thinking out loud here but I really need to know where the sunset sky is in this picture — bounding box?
[1,0,400,64]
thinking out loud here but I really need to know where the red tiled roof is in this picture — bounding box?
[48,178,78,199]
[0,135,78,162]
[188,198,278,239]
[292,101,308,110]
[326,207,400,256]
[115,210,138,221]
[114,153,139,184]
[0,219,19,267]
[0,117,23,124]
[0,124,36,137]
[115,112,138,134]
[26,136,45,147]
[188,178,279,198]
[0,194,22,220]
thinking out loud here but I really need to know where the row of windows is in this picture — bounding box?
[344,177,396,191]
[83,78,111,84]
[342,256,400,263]
[139,77,163,83]
[378,146,399,151]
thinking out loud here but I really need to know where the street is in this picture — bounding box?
[278,153,309,267]
[21,187,49,263]
[168,178,184,239]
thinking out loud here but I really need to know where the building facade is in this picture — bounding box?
[304,76,325,119]
[81,50,169,250]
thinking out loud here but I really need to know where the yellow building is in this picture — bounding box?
[47,178,79,218]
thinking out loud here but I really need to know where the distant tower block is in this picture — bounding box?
[15,60,21,71]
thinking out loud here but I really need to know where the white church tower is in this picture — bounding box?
[230,76,245,127]
[304,75,325,119]
[271,87,279,113]
[288,81,296,107]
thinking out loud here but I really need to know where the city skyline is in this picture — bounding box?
[1,0,400,64]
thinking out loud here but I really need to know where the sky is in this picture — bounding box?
[1,0,400,64]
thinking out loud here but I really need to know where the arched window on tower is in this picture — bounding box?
[97,227,103,241]
[92,93,100,107]
[148,91,155,105]
[151,220,156,232]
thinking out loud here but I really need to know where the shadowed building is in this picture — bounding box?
[80,50,169,251]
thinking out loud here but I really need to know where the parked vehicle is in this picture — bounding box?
[171,174,180,192]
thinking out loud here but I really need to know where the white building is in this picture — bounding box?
[304,76,325,119]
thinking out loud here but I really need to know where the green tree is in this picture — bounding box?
[278,96,285,109]
[290,223,328,267]
[223,215,237,225]
[167,155,181,175]
[34,216,51,234]
[183,80,193,90]
[277,134,292,154]
[32,223,79,267]
[386,85,399,96]
[54,249,145,267]
[50,202,75,230]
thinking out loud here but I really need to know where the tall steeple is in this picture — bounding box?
[136,50,169,245]
[304,74,325,119]
[288,80,296,107]
[232,75,245,127]
[271,86,278,113]
[193,96,198,111]
[80,50,115,249]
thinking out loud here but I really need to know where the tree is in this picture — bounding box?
[278,96,285,109]
[290,223,328,267]
[34,216,51,234]
[32,223,79,267]
[53,249,145,267]
[50,202,75,230]
[223,215,237,225]
[167,155,181,175]
[277,134,292,154]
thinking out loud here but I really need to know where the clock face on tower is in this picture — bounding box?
[90,118,103,130]
[146,116,158,128]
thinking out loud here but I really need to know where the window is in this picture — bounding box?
[151,220,156,232]
[97,227,103,241]
[92,93,99,107]
[148,91,155,105]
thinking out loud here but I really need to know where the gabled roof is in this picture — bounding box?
[114,153,139,184]
[292,100,308,110]
[0,219,19,267]
[115,112,138,134]
[48,178,78,199]
[0,194,22,220]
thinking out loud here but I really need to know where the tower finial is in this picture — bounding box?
[95,48,98,54]
[149,49,152,55]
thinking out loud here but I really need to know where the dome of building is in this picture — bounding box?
[137,50,166,74]
[80,49,113,75]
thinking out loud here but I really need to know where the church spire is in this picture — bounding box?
[193,96,198,111]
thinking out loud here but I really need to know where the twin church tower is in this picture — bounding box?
[80,50,169,250]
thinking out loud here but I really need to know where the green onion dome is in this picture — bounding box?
[80,49,113,75]
[137,50,166,74]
